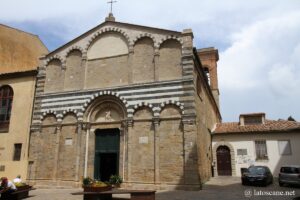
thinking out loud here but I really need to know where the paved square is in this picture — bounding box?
[26,177,300,200]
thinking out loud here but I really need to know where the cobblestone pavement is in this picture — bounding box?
[27,177,300,200]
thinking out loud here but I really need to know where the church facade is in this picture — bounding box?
[27,15,221,190]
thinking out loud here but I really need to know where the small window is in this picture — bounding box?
[203,67,210,85]
[0,165,5,171]
[255,140,268,160]
[244,116,263,125]
[13,143,22,161]
[278,140,292,155]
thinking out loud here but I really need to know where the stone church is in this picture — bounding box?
[27,14,221,190]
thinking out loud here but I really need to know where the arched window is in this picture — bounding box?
[0,85,14,130]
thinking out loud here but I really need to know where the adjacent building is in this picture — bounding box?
[27,14,221,190]
[0,24,48,180]
[212,113,300,177]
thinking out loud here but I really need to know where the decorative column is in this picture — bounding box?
[154,48,160,81]
[153,117,160,184]
[53,123,62,181]
[126,119,133,182]
[75,122,82,181]
[82,53,88,89]
[83,123,91,178]
[128,46,134,84]
[120,121,127,181]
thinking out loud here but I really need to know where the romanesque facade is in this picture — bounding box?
[27,15,221,190]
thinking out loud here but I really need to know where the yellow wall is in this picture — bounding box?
[0,75,35,180]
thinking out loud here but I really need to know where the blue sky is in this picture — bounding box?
[1,0,300,122]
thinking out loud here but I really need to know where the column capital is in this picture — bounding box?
[81,122,91,130]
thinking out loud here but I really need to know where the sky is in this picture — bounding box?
[1,0,300,122]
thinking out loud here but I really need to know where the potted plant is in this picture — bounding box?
[82,177,112,192]
[109,175,123,188]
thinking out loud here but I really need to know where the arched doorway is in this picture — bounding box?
[84,95,127,181]
[217,145,232,176]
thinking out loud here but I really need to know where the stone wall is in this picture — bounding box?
[0,75,35,180]
[85,55,129,89]
[64,50,84,91]
[44,59,64,93]
[194,72,220,183]
[132,37,155,83]
[158,39,182,81]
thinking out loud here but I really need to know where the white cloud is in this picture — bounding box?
[219,11,300,90]
[219,11,300,121]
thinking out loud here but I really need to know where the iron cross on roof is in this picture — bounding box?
[107,0,117,13]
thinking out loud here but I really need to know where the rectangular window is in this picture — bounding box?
[0,165,5,171]
[255,140,268,160]
[13,143,22,161]
[278,140,292,155]
[244,116,263,125]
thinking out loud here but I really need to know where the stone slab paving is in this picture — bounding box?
[26,177,300,200]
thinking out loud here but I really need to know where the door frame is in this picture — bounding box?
[213,142,236,176]
[94,128,120,181]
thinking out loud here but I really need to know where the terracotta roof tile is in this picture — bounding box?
[0,24,48,75]
[214,120,300,134]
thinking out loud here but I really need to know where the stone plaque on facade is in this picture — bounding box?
[139,137,149,144]
[65,138,73,146]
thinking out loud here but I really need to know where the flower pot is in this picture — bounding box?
[83,185,112,192]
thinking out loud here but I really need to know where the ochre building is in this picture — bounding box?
[0,24,48,180]
[28,15,221,190]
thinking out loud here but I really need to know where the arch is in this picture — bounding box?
[86,28,131,51]
[62,113,77,124]
[213,142,236,176]
[86,29,130,59]
[82,91,128,114]
[202,65,211,85]
[133,106,153,120]
[160,105,182,118]
[44,59,64,93]
[132,37,155,83]
[0,85,14,130]
[87,32,128,59]
[45,55,65,68]
[64,49,84,91]
[64,46,84,58]
[83,94,127,123]
[158,39,183,81]
[42,113,57,125]
[157,36,183,49]
[160,100,184,115]
[132,34,156,46]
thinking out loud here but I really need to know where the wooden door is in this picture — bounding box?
[217,145,232,176]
